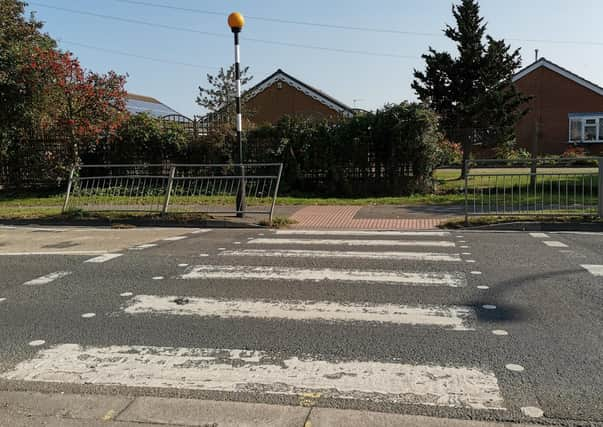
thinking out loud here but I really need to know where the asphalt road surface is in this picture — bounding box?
[0,225,601,426]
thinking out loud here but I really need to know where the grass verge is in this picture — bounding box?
[258,216,298,229]
[441,215,602,229]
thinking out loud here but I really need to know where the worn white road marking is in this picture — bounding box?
[0,298,6,303]
[81,313,96,319]
[28,340,45,347]
[0,251,107,256]
[84,254,123,264]
[482,305,497,310]
[580,265,603,277]
[181,265,467,288]
[505,364,525,372]
[460,246,470,249]
[470,271,482,275]
[120,292,133,297]
[23,271,71,286]
[521,407,544,418]
[249,238,455,248]
[199,254,210,257]
[220,249,462,262]
[466,260,476,264]
[178,264,189,267]
[125,295,476,330]
[543,241,568,248]
[129,244,158,251]
[191,229,210,234]
[152,276,164,281]
[477,286,490,290]
[529,233,549,239]
[162,236,188,242]
[492,330,509,336]
[1,344,505,410]
[275,230,451,237]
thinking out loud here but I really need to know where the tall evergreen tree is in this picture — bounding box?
[412,0,528,172]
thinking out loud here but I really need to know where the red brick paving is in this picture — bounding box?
[290,206,449,230]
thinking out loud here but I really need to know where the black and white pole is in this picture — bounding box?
[229,12,246,217]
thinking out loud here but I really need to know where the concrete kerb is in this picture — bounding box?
[0,391,540,427]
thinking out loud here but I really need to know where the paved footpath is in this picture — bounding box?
[0,225,601,426]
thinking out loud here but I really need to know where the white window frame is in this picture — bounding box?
[568,114,603,143]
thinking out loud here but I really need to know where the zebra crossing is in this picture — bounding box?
[1,229,519,415]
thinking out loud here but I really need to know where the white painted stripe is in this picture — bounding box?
[2,344,504,410]
[23,271,71,286]
[543,241,568,248]
[236,114,242,132]
[162,236,188,241]
[0,298,6,303]
[191,229,210,234]
[181,265,466,287]
[0,251,107,256]
[220,249,462,262]
[234,45,240,64]
[249,238,455,248]
[129,244,158,251]
[84,254,123,263]
[581,265,603,276]
[125,295,475,330]
[275,230,451,237]
[529,233,549,238]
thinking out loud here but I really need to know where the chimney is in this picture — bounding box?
[535,49,539,62]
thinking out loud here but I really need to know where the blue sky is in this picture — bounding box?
[25,0,603,118]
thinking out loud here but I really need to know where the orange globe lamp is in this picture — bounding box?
[228,12,245,33]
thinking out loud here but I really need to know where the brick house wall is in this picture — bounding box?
[239,69,353,127]
[245,81,343,126]
[514,61,603,155]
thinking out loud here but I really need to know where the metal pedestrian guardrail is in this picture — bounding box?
[63,163,283,221]
[464,158,603,222]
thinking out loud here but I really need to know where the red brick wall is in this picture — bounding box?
[244,81,342,126]
[515,67,603,155]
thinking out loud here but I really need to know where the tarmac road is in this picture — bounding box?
[0,226,601,426]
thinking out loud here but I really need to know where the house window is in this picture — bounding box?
[568,114,603,143]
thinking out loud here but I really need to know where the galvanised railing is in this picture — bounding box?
[63,163,283,221]
[464,158,603,222]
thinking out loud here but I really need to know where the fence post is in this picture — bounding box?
[598,158,603,218]
[62,166,76,214]
[269,163,284,224]
[464,160,469,226]
[162,166,176,215]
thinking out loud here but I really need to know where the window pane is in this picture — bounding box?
[599,120,603,140]
[586,119,597,125]
[570,119,582,141]
[584,124,597,141]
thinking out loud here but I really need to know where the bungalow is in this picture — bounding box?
[200,69,354,130]
[513,58,603,155]
[243,69,354,125]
